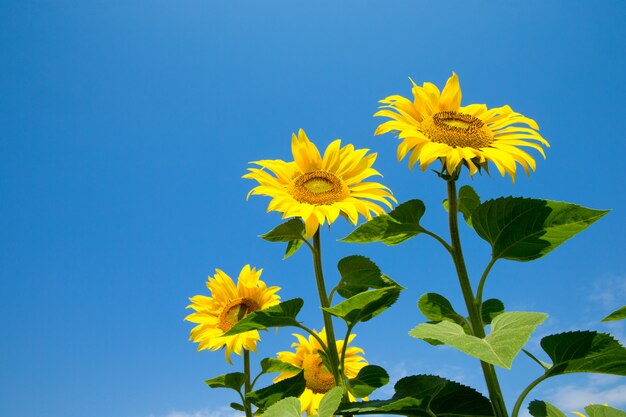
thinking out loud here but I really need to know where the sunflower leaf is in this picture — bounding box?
[323,287,402,326]
[348,365,390,398]
[340,200,426,245]
[336,255,400,298]
[540,331,626,377]
[247,371,306,411]
[528,400,568,417]
[205,372,246,391]
[471,197,609,262]
[316,387,345,417]
[336,375,494,416]
[223,298,303,336]
[409,312,547,369]
[418,293,465,324]
[260,358,302,374]
[481,299,505,325]
[260,218,307,242]
[443,185,481,227]
[284,239,304,259]
[229,403,245,412]
[602,306,626,322]
[258,396,302,417]
[585,404,626,417]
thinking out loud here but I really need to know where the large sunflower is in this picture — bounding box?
[375,72,550,181]
[185,265,280,364]
[244,129,396,238]
[274,329,368,416]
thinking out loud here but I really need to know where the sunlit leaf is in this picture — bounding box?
[335,255,399,298]
[248,371,306,410]
[260,357,301,374]
[223,299,303,336]
[443,185,481,227]
[324,287,402,326]
[205,372,245,391]
[602,306,626,322]
[348,365,389,398]
[316,387,345,417]
[259,396,302,417]
[585,404,626,417]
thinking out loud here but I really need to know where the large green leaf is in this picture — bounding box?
[541,331,626,377]
[348,365,390,398]
[259,396,302,417]
[443,185,481,227]
[336,375,493,416]
[205,372,246,391]
[528,400,567,417]
[340,200,426,245]
[260,219,308,259]
[471,197,608,262]
[335,255,400,298]
[247,371,306,410]
[316,387,345,417]
[324,287,402,326]
[260,357,302,374]
[602,306,626,322]
[223,299,303,336]
[585,404,626,417]
[410,312,547,369]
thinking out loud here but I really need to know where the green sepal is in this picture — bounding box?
[541,331,626,377]
[260,219,308,259]
[259,396,302,417]
[335,255,400,298]
[340,200,426,245]
[316,387,344,417]
[230,402,245,412]
[602,306,626,322]
[443,185,481,227]
[247,371,306,410]
[336,375,494,416]
[223,298,303,336]
[323,286,402,326]
[481,299,505,325]
[205,372,246,391]
[585,404,626,417]
[471,197,609,262]
[260,357,301,374]
[528,400,567,417]
[410,312,548,369]
[348,365,390,398]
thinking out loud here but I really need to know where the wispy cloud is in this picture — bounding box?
[588,275,626,311]
[543,375,626,412]
[147,408,243,417]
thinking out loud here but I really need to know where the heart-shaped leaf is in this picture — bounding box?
[247,371,306,410]
[443,185,481,227]
[324,287,402,326]
[205,372,246,391]
[410,312,547,369]
[260,219,308,259]
[316,387,345,417]
[471,197,608,262]
[335,256,398,298]
[223,299,303,336]
[348,365,390,398]
[260,358,302,374]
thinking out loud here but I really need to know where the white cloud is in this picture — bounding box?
[588,275,626,311]
[544,376,626,412]
[147,408,243,417]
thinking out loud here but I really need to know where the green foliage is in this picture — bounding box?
[316,387,345,417]
[247,371,306,410]
[259,396,302,417]
[205,372,246,391]
[324,287,402,326]
[528,400,567,417]
[223,299,303,336]
[418,292,466,324]
[260,219,307,259]
[336,375,494,416]
[585,404,626,417]
[471,197,608,262]
[340,200,426,245]
[410,312,547,369]
[336,255,399,298]
[540,331,626,377]
[229,402,245,412]
[260,357,301,374]
[602,306,626,322]
[348,365,390,398]
[443,185,481,227]
[481,299,505,325]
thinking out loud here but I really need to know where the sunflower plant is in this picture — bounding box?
[185,74,626,417]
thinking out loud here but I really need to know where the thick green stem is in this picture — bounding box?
[311,230,348,397]
[447,180,509,417]
[511,374,549,417]
[243,350,253,417]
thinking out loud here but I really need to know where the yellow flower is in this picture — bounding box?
[274,329,368,416]
[375,72,550,182]
[185,265,280,364]
[244,129,396,238]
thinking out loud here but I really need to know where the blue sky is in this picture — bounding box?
[1,1,625,417]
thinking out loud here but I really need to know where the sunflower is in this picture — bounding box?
[185,265,280,364]
[244,129,396,238]
[274,329,368,416]
[374,72,550,181]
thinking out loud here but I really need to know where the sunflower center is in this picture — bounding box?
[288,170,349,205]
[302,354,336,394]
[218,298,260,332]
[422,111,494,148]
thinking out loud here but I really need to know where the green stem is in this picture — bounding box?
[295,323,332,358]
[446,179,509,417]
[476,257,497,307]
[243,350,253,417]
[511,374,549,417]
[339,324,355,379]
[422,229,454,254]
[311,230,348,396]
